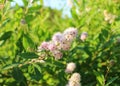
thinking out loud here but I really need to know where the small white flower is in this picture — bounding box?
[68,81,81,86]
[65,62,76,73]
[69,73,81,82]
[67,73,81,86]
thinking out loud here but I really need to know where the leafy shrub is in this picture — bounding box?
[0,0,120,86]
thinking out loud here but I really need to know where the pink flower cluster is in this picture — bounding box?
[38,27,88,60]
[38,27,78,60]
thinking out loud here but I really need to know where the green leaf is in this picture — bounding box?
[12,67,24,82]
[32,63,42,73]
[105,76,119,86]
[0,40,5,46]
[0,31,12,41]
[2,63,19,70]
[0,14,1,20]
[25,15,34,24]
[22,34,35,50]
[102,29,109,38]
[99,33,105,42]
[0,18,10,28]
[19,52,39,59]
[22,0,28,6]
[93,70,105,86]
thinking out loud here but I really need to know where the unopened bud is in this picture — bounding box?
[80,32,88,41]
[20,19,26,24]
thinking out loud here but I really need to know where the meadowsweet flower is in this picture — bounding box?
[68,81,81,86]
[52,32,63,42]
[63,27,78,41]
[38,27,79,60]
[65,62,76,73]
[61,41,71,50]
[48,42,57,51]
[38,41,49,51]
[80,32,88,41]
[52,32,72,50]
[67,73,81,86]
[52,50,63,60]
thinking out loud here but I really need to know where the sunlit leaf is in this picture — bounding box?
[93,70,105,86]
[22,34,35,50]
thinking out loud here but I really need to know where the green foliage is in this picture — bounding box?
[0,0,120,86]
